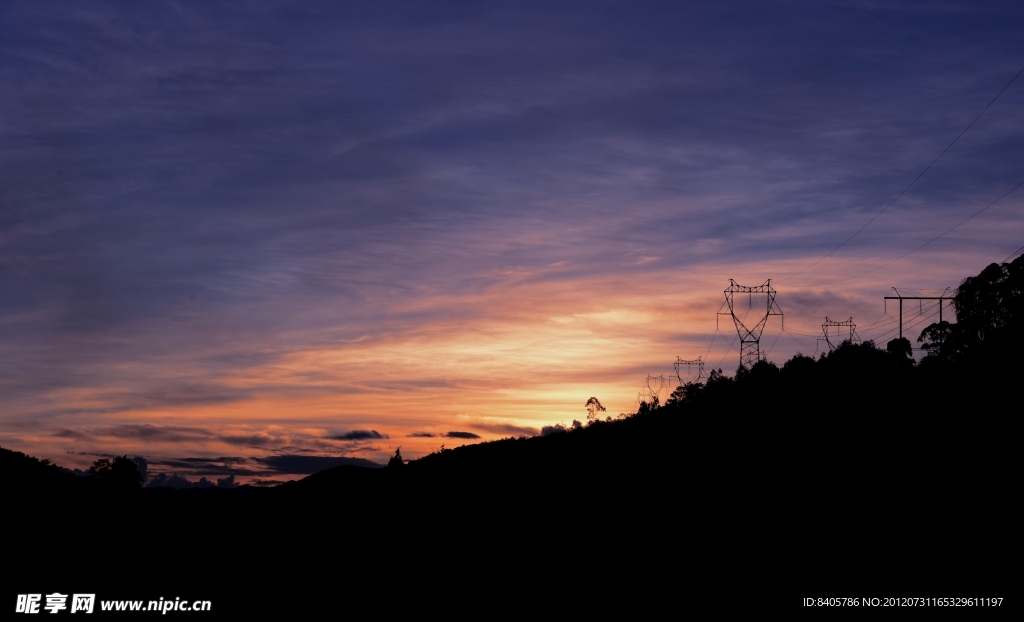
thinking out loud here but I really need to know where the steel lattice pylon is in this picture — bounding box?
[635,390,650,410]
[645,375,666,402]
[717,279,784,369]
[818,317,859,352]
[673,356,706,386]
[635,374,667,409]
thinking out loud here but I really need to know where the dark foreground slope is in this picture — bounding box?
[4,370,1013,611]
[4,257,1020,612]
[4,416,687,614]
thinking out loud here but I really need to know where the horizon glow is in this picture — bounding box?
[2,1,1023,483]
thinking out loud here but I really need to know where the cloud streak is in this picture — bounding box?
[329,430,389,441]
[443,431,481,440]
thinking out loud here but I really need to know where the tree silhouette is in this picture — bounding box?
[388,447,405,469]
[636,394,659,415]
[916,322,952,359]
[917,254,1024,368]
[89,455,143,490]
[665,384,687,406]
[886,336,913,360]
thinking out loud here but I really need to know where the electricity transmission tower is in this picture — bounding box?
[717,279,784,369]
[818,317,859,352]
[635,388,652,410]
[645,375,666,403]
[673,356,706,386]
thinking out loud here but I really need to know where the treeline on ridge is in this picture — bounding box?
[4,254,1021,496]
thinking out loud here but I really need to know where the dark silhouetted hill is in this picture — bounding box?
[3,256,1020,610]
[1,447,77,492]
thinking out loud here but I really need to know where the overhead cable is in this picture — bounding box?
[792,178,1024,287]
[779,62,1024,284]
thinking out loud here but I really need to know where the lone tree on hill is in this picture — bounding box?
[388,447,405,469]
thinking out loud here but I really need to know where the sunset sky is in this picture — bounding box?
[3,1,1024,483]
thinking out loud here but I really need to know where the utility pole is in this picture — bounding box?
[883,288,953,340]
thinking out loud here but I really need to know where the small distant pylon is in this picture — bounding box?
[673,356,706,386]
[818,317,859,352]
[635,389,650,410]
[645,375,666,403]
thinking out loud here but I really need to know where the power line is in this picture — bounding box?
[779,62,1024,284]
[871,308,937,346]
[787,333,818,356]
[765,323,821,337]
[860,310,898,330]
[793,178,1024,288]
[704,326,718,359]
[758,301,939,353]
[864,300,942,343]
[764,319,818,354]
[713,334,738,372]
[764,326,784,358]
[767,315,899,337]
[861,315,900,330]
[1003,243,1024,263]
[869,302,937,338]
